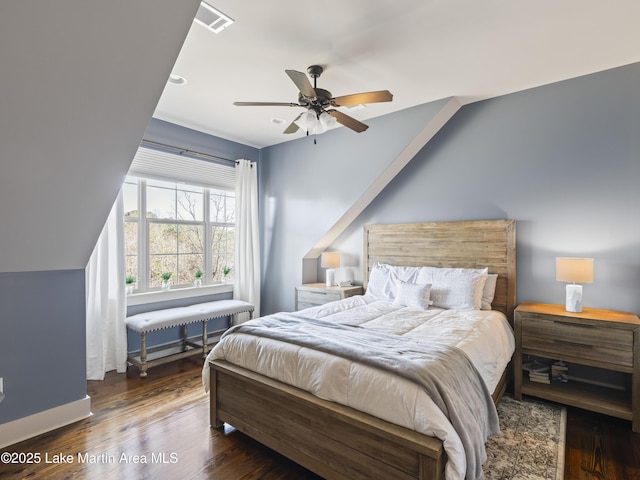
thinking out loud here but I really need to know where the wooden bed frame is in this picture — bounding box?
[210,219,516,480]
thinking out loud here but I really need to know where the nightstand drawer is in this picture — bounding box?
[522,335,633,369]
[522,317,633,368]
[297,290,343,305]
[295,283,364,311]
[522,316,633,350]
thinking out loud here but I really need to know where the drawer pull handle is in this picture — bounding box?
[555,340,593,348]
[553,320,594,328]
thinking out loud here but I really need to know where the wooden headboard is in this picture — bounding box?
[363,219,516,325]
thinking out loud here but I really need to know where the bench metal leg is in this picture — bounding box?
[139,332,148,378]
[202,320,209,357]
[181,325,188,351]
[231,310,254,325]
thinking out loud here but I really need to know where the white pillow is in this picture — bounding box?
[365,263,395,301]
[417,266,488,310]
[481,274,498,310]
[365,263,421,301]
[393,282,432,310]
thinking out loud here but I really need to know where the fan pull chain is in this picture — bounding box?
[304,130,317,145]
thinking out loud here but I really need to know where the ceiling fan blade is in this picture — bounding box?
[331,90,393,107]
[328,110,369,133]
[285,70,316,99]
[283,113,302,134]
[234,101,300,107]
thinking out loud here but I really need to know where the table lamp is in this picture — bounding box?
[555,257,594,312]
[321,252,341,287]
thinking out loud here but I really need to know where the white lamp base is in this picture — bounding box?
[326,269,336,287]
[565,284,583,312]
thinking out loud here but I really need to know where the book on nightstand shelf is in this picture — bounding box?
[523,361,550,384]
[551,361,569,383]
[529,372,550,384]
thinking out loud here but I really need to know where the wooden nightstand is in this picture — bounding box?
[514,302,640,432]
[295,283,363,310]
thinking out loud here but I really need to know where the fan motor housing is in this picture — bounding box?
[298,88,332,108]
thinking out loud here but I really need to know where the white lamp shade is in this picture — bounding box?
[321,252,341,269]
[555,257,594,284]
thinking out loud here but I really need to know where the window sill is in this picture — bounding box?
[126,283,233,306]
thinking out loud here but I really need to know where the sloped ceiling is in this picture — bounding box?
[154,0,640,148]
[0,1,200,273]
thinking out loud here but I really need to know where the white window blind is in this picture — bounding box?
[128,146,236,191]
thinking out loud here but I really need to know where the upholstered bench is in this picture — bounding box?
[126,299,254,377]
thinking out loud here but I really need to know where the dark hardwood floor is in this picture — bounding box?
[1,357,638,480]
[564,407,640,480]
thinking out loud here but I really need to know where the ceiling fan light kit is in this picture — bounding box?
[319,111,337,130]
[294,110,318,132]
[234,65,393,138]
[295,110,336,134]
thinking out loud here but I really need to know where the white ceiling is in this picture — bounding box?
[153,0,640,149]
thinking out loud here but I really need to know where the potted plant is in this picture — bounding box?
[161,272,172,290]
[222,266,231,283]
[125,275,136,295]
[194,269,203,287]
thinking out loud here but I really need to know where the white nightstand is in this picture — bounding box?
[295,283,363,311]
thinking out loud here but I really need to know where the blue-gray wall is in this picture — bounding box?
[259,63,640,316]
[0,270,86,423]
[144,118,259,164]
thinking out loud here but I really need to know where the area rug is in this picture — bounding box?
[484,396,566,480]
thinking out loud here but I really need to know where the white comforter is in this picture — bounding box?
[203,295,515,480]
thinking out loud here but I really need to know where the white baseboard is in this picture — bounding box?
[0,396,92,449]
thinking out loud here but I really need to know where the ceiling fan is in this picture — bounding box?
[233,65,393,135]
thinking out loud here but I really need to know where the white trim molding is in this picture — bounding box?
[126,283,233,306]
[0,396,91,449]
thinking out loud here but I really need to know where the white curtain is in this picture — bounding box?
[86,190,127,380]
[234,159,261,319]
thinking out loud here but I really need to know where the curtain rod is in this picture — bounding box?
[140,139,238,167]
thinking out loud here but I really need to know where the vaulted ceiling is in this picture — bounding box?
[154,0,640,148]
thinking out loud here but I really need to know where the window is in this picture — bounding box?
[124,176,235,292]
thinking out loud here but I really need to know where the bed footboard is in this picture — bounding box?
[210,360,446,480]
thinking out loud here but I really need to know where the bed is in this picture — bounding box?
[204,219,516,480]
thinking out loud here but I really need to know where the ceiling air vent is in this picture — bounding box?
[194,2,234,33]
